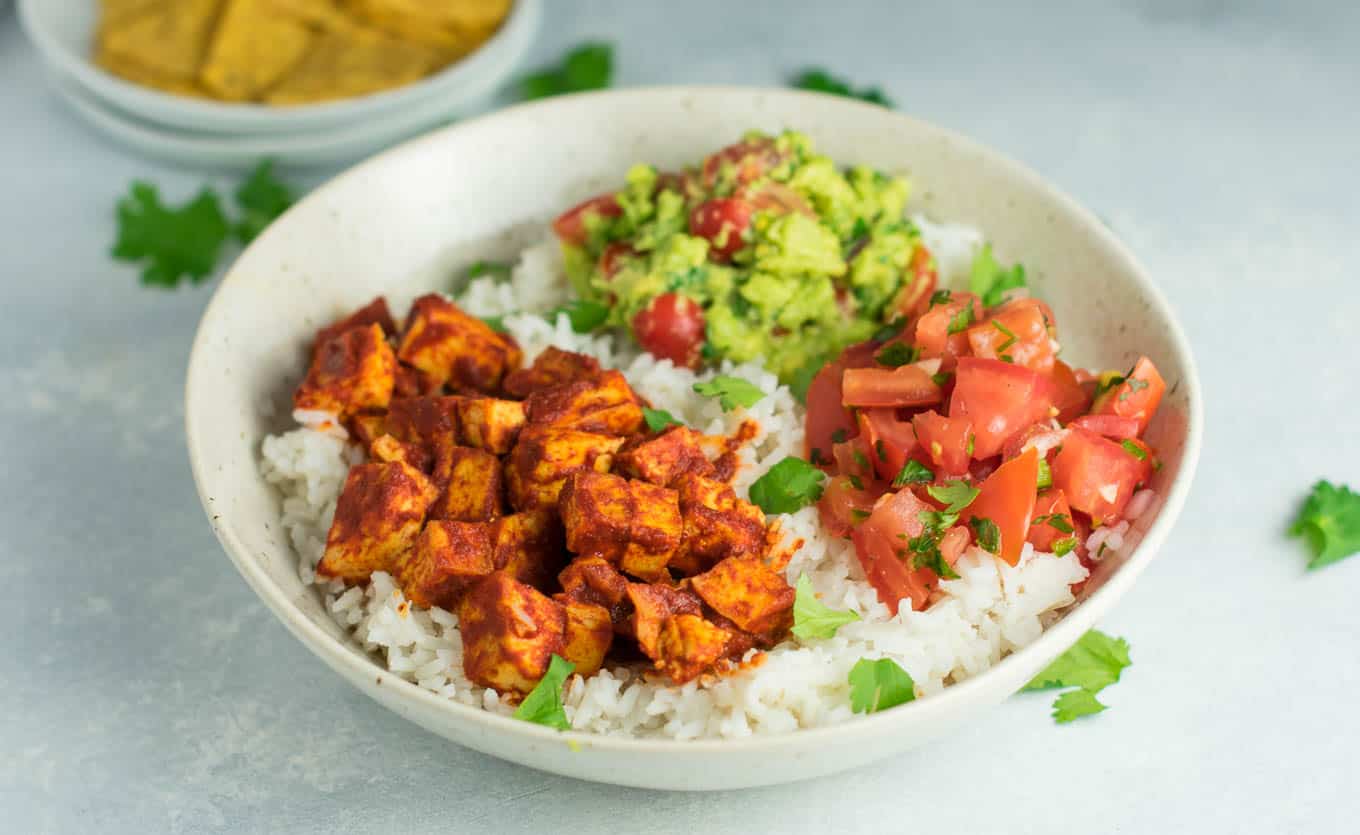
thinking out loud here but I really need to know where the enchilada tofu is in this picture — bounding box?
[616,425,716,486]
[458,572,566,695]
[555,598,614,677]
[397,294,522,393]
[656,614,733,684]
[669,473,770,575]
[429,446,503,523]
[456,397,526,454]
[524,370,644,436]
[317,460,438,583]
[689,556,795,635]
[312,297,397,360]
[624,582,703,659]
[557,556,630,623]
[502,346,601,398]
[504,426,625,510]
[489,510,566,590]
[294,323,397,420]
[558,471,682,581]
[395,520,494,609]
[368,433,426,472]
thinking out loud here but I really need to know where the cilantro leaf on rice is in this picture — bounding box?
[792,574,860,640]
[968,243,1027,307]
[848,658,917,714]
[749,456,826,514]
[513,654,575,730]
[692,375,765,412]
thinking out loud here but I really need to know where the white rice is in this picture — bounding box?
[259,227,1147,740]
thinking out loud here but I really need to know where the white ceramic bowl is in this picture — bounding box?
[186,87,1202,790]
[17,0,539,136]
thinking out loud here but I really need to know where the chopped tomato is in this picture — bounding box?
[857,409,918,482]
[689,198,753,262]
[832,437,875,480]
[1027,488,1074,553]
[962,447,1039,566]
[739,182,815,217]
[891,244,938,320]
[631,293,706,369]
[911,410,972,477]
[949,357,1055,460]
[804,342,877,463]
[1000,422,1064,462]
[850,489,939,613]
[1069,414,1141,440]
[818,474,885,538]
[912,291,982,372]
[965,298,1056,374]
[1050,427,1151,524]
[598,242,634,279]
[551,194,622,246]
[1090,356,1166,436]
[841,364,942,409]
[700,136,787,188]
[1050,360,1092,424]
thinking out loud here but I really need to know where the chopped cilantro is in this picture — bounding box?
[1037,458,1053,490]
[1289,480,1360,570]
[513,654,575,730]
[1023,629,1131,725]
[642,408,682,432]
[1119,376,1150,401]
[847,474,864,490]
[788,355,825,404]
[871,319,906,343]
[991,319,1018,352]
[1051,688,1108,723]
[792,574,861,640]
[792,69,893,107]
[892,459,934,487]
[906,528,961,580]
[850,217,871,241]
[467,260,513,281]
[969,517,1000,554]
[546,299,610,333]
[748,456,826,514]
[1121,439,1148,460]
[520,42,613,100]
[852,448,870,471]
[927,480,977,514]
[875,439,887,461]
[479,315,507,334]
[233,159,294,243]
[931,372,951,386]
[1038,513,1075,534]
[1052,537,1078,556]
[968,243,1027,307]
[112,182,230,288]
[848,658,916,714]
[850,508,871,523]
[1095,371,1125,397]
[693,375,766,411]
[928,289,952,308]
[965,433,975,457]
[831,428,849,445]
[875,341,918,368]
[946,304,975,334]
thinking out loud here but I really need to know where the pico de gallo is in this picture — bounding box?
[806,287,1166,614]
[549,130,936,382]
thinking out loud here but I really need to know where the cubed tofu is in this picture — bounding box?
[393,363,442,398]
[554,597,613,677]
[458,572,566,696]
[370,433,427,472]
[348,410,388,448]
[616,426,716,486]
[385,394,461,480]
[625,583,702,658]
[397,294,522,393]
[317,460,438,583]
[294,323,396,420]
[490,510,566,590]
[503,347,601,398]
[457,397,526,454]
[429,446,503,522]
[525,370,644,436]
[505,426,625,510]
[655,614,732,683]
[313,297,397,361]
[394,520,494,609]
[558,472,681,581]
[689,557,795,635]
[669,473,769,576]
[558,556,630,620]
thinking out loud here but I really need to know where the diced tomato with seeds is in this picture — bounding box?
[911,410,972,477]
[688,198,754,262]
[552,194,622,246]
[857,409,918,483]
[631,292,706,369]
[966,298,1056,374]
[1050,360,1092,424]
[850,488,940,614]
[818,474,887,538]
[912,291,983,372]
[832,437,875,481]
[841,364,942,409]
[804,342,877,464]
[891,244,938,320]
[962,447,1039,566]
[949,357,1056,460]
[1069,414,1141,440]
[1090,356,1166,436]
[1050,427,1151,524]
[1027,488,1074,553]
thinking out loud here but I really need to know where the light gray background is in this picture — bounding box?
[2,1,1357,832]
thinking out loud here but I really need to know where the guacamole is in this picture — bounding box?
[551,130,934,388]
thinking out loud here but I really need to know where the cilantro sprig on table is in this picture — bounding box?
[1023,630,1131,723]
[521,43,614,100]
[1289,480,1360,570]
[793,69,894,108]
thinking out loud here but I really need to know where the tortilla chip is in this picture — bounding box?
[264,26,438,105]
[200,0,315,101]
[265,0,353,29]
[343,0,509,52]
[94,42,209,97]
[98,0,225,83]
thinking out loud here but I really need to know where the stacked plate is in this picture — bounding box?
[17,0,541,169]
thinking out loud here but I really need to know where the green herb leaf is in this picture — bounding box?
[892,459,934,487]
[1036,458,1053,490]
[642,408,682,432]
[521,42,613,100]
[968,243,1028,307]
[792,69,893,107]
[969,517,1000,554]
[946,304,975,335]
[926,479,980,514]
[693,375,766,412]
[480,315,507,334]
[233,159,295,243]
[1024,630,1131,694]
[831,428,849,444]
[1121,439,1148,460]
[749,456,826,514]
[546,299,610,333]
[846,474,864,490]
[1289,480,1360,570]
[513,654,575,730]
[113,182,230,288]
[788,355,826,404]
[991,319,1018,352]
[1119,376,1150,401]
[467,260,513,281]
[792,574,861,640]
[928,289,952,308]
[1052,536,1078,556]
[1045,513,1075,533]
[848,658,916,714]
[1052,688,1108,723]
[875,439,887,461]
[875,341,918,368]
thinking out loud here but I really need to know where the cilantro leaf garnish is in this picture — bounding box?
[788,355,826,404]
[233,159,294,243]
[1051,688,1108,723]
[792,69,893,107]
[1037,458,1053,490]
[792,574,860,640]
[1034,513,1074,533]
[926,480,980,514]
[1052,536,1078,556]
[1119,376,1149,401]
[693,375,765,411]
[546,299,610,333]
[1023,629,1131,724]
[479,315,507,334]
[641,408,682,432]
[969,243,1028,307]
[928,289,952,308]
[749,456,826,514]
[892,459,934,487]
[1120,439,1148,460]
[946,304,975,335]
[905,534,961,579]
[848,658,916,714]
[1289,480,1360,570]
[875,341,918,368]
[521,42,613,100]
[969,517,1000,554]
[991,319,1018,352]
[513,654,575,730]
[467,260,513,281]
[113,183,230,288]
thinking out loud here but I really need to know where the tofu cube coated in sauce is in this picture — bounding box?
[429,446,503,523]
[311,297,396,360]
[317,460,438,583]
[490,510,567,591]
[294,323,396,420]
[397,294,521,393]
[502,346,601,398]
[655,614,732,684]
[384,394,462,477]
[524,370,644,436]
[558,471,682,582]
[668,473,769,576]
[616,425,716,486]
[554,598,614,677]
[624,582,702,659]
[689,556,795,635]
[557,556,630,623]
[458,572,566,696]
[395,520,494,609]
[456,397,526,454]
[504,426,625,510]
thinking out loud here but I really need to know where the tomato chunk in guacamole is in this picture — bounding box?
[551,131,938,387]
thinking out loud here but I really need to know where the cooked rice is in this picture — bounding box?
[258,225,1150,740]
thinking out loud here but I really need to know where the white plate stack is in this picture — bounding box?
[16,0,541,169]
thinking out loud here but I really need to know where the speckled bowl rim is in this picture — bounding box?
[186,86,1203,760]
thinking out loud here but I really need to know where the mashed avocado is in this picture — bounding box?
[558,130,931,386]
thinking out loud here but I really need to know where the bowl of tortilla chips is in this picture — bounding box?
[18,0,541,136]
